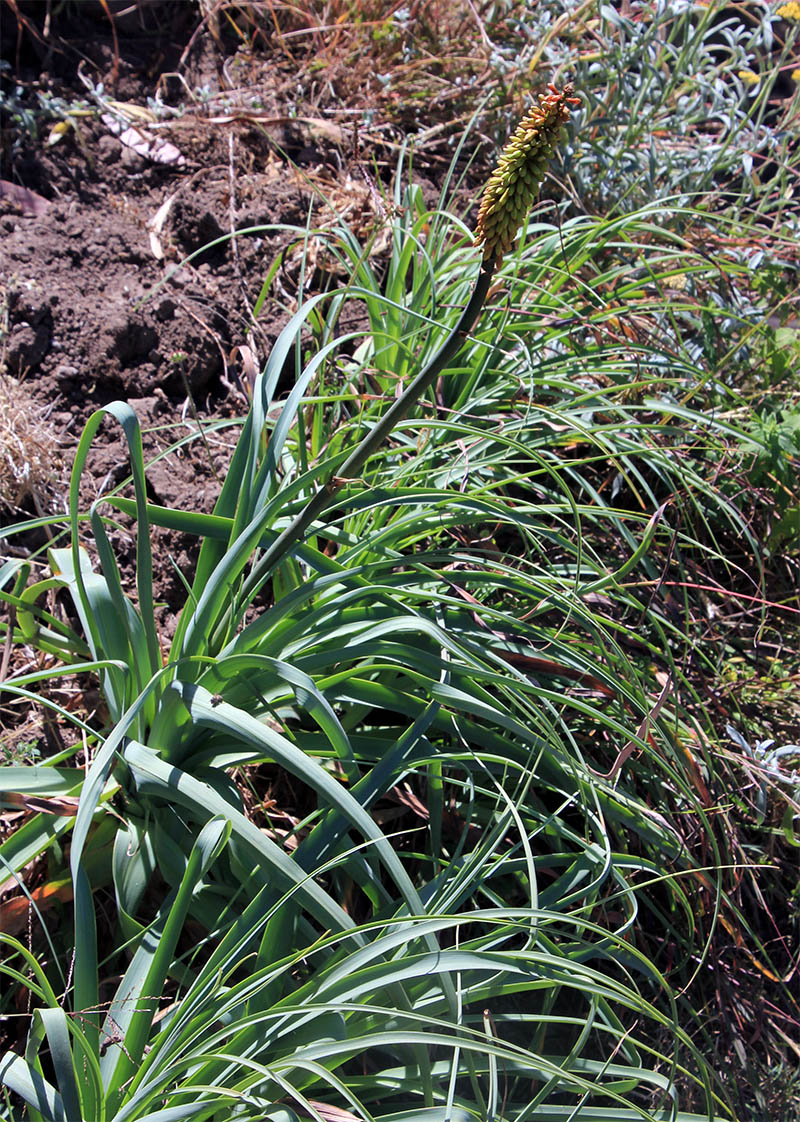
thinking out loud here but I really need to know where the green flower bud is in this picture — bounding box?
[474,84,579,263]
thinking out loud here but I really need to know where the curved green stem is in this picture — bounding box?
[257,259,497,572]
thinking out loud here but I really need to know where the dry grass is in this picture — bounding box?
[209,0,541,149]
[0,375,63,514]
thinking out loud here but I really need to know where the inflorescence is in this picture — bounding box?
[474,84,580,264]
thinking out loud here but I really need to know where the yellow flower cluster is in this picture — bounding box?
[776,2,800,21]
[474,84,579,264]
[738,69,761,85]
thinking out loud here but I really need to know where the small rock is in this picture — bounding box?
[97,134,121,164]
[11,295,49,324]
[120,146,145,172]
[167,269,191,289]
[7,321,51,373]
[155,298,175,322]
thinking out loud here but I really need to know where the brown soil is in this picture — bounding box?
[0,0,443,629]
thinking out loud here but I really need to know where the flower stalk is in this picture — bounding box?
[256,84,579,573]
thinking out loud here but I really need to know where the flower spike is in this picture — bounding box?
[474,84,580,264]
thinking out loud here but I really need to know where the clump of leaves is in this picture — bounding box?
[734,403,800,553]
[0,113,734,1120]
